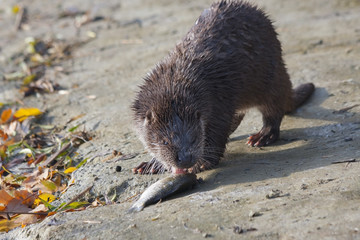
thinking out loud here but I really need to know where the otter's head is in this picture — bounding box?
[141,108,205,172]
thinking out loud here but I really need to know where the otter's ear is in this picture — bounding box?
[144,110,156,125]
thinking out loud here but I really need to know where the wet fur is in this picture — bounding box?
[132,0,314,173]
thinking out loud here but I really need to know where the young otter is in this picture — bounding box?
[132,0,315,174]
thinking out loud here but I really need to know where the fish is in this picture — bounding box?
[128,173,197,213]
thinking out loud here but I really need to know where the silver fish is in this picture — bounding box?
[128,173,197,213]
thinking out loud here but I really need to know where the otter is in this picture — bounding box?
[132,0,315,174]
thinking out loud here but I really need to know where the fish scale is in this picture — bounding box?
[128,173,197,213]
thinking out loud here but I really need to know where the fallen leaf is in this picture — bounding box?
[13,108,42,122]
[0,218,22,232]
[34,193,56,205]
[0,129,8,141]
[68,125,80,133]
[47,211,56,217]
[3,121,17,137]
[4,72,26,81]
[0,190,13,205]
[63,201,89,211]
[58,90,69,95]
[64,167,77,174]
[0,145,7,160]
[14,190,36,207]
[76,158,88,168]
[40,180,57,192]
[13,214,39,227]
[12,5,20,14]
[86,31,96,38]
[1,109,12,123]
[66,114,85,124]
[0,198,32,218]
[22,74,36,85]
[86,95,96,100]
[30,54,45,63]
[151,215,160,221]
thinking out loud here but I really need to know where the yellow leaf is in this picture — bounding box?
[64,167,77,174]
[13,108,42,122]
[65,201,89,210]
[0,146,7,160]
[30,54,45,63]
[40,180,57,192]
[12,5,20,14]
[22,74,36,85]
[34,193,56,205]
[0,218,22,233]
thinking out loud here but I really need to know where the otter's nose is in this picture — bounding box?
[177,152,193,167]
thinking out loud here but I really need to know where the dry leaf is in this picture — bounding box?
[13,108,42,122]
[14,190,36,207]
[0,129,8,141]
[0,145,7,160]
[0,197,32,219]
[1,109,12,123]
[64,167,77,174]
[0,190,14,205]
[34,193,56,205]
[12,5,20,14]
[13,214,39,227]
[40,180,57,192]
[66,114,85,124]
[0,218,22,232]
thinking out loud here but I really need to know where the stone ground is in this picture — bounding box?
[1,0,359,239]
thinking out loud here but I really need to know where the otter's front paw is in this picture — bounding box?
[132,158,167,174]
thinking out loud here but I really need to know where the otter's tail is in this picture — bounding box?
[286,83,315,113]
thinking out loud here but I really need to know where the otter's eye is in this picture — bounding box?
[163,141,168,145]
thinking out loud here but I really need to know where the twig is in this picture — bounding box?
[0,211,48,216]
[333,104,360,114]
[331,158,357,164]
[40,142,72,167]
[52,148,75,168]
[119,192,141,204]
[56,185,93,212]
[14,7,24,31]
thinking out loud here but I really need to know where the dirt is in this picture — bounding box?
[1,0,360,239]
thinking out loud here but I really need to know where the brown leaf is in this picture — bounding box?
[0,190,13,205]
[0,129,9,141]
[13,214,38,226]
[22,168,50,192]
[0,193,32,219]
[0,145,7,161]
[1,109,12,123]
[14,190,37,207]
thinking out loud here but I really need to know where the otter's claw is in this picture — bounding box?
[247,127,279,147]
[132,158,166,174]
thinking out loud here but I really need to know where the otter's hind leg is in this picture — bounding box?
[247,65,292,147]
[247,112,283,147]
